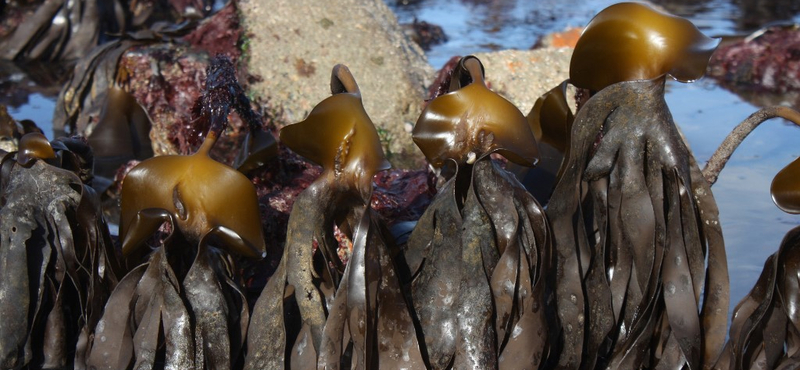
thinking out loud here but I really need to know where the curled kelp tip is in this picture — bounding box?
[279,64,390,199]
[412,55,539,168]
[17,132,55,166]
[570,2,719,91]
[771,156,800,214]
[527,80,573,155]
[119,150,266,259]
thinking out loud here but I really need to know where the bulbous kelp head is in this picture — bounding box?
[772,156,800,214]
[119,133,267,260]
[570,2,719,91]
[16,132,56,167]
[413,55,539,169]
[279,64,391,202]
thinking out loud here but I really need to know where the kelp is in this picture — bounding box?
[509,80,574,204]
[0,133,121,369]
[85,55,266,369]
[711,149,800,370]
[0,0,125,61]
[53,20,195,137]
[245,64,425,369]
[545,3,729,368]
[0,0,215,62]
[406,55,554,369]
[712,225,800,370]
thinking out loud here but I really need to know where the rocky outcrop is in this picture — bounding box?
[473,48,573,115]
[238,0,434,167]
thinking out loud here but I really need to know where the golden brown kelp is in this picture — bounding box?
[407,55,554,369]
[546,3,729,368]
[509,80,574,204]
[245,64,425,369]
[0,133,121,369]
[85,56,266,370]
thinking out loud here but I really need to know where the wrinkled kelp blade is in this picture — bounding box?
[408,177,462,369]
[245,257,289,370]
[86,265,146,369]
[184,242,231,369]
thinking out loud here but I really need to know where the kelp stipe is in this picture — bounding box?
[0,133,121,369]
[546,3,729,368]
[85,56,265,370]
[245,64,424,369]
[407,55,554,369]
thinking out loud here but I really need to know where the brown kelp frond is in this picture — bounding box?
[772,156,800,214]
[510,80,575,204]
[412,55,539,169]
[54,36,149,136]
[527,80,573,155]
[405,157,555,369]
[547,77,728,369]
[0,134,120,369]
[91,58,261,366]
[88,207,253,369]
[0,0,124,62]
[713,226,800,369]
[701,105,800,185]
[119,55,267,261]
[119,124,266,260]
[280,64,390,201]
[247,65,420,369]
[87,85,154,182]
[16,132,56,167]
[406,56,554,369]
[570,2,719,92]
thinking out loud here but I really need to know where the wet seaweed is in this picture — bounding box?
[545,4,729,368]
[245,64,425,369]
[0,133,121,369]
[406,55,554,369]
[84,55,265,369]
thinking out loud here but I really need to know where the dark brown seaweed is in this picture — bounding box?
[0,133,120,369]
[546,76,729,369]
[407,55,554,370]
[245,64,420,369]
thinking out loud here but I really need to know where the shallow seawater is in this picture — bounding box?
[390,0,800,313]
[2,0,800,317]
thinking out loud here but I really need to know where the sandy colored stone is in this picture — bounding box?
[239,0,434,166]
[472,48,573,116]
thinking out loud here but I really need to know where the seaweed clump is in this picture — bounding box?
[544,3,729,368]
[246,64,425,369]
[407,55,555,369]
[84,55,269,369]
[0,133,121,369]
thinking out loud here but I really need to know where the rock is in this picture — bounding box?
[238,0,434,167]
[471,48,573,115]
[532,27,583,49]
[708,25,800,106]
[402,19,448,51]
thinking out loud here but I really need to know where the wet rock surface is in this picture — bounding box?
[238,0,434,167]
[708,26,800,105]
